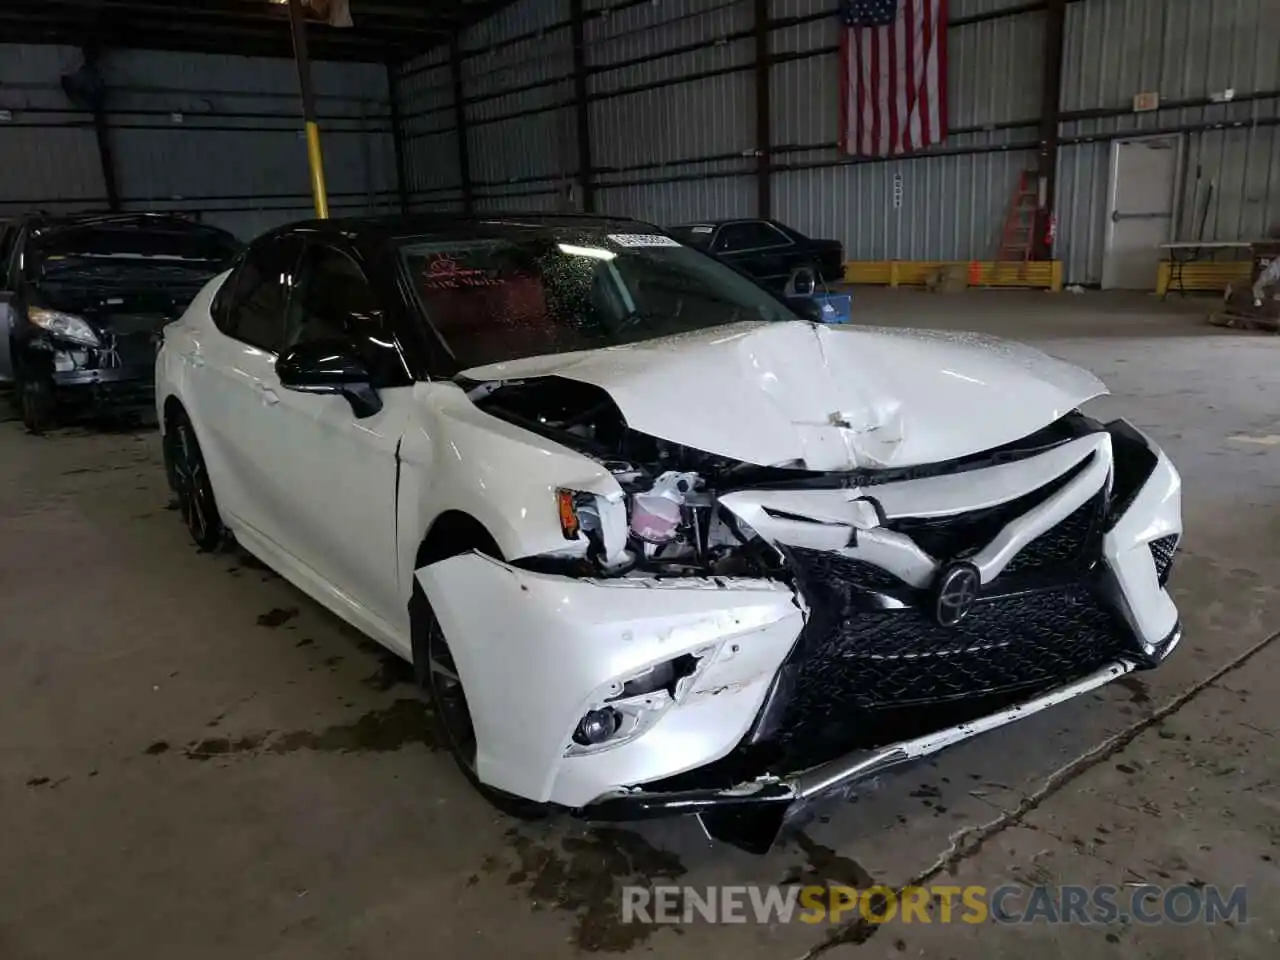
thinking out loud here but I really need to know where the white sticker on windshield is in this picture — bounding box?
[607,233,681,248]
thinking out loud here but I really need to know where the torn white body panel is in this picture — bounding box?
[717,432,1113,587]
[417,554,804,806]
[460,321,1106,471]
[1103,443,1182,649]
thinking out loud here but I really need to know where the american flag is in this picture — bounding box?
[839,0,949,157]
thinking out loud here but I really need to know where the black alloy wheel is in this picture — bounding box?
[168,411,225,551]
[413,583,548,821]
[424,613,479,773]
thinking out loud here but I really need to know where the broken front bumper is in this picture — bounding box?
[579,653,1174,852]
[417,419,1182,849]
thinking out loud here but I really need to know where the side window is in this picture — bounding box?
[714,221,791,253]
[0,227,21,289]
[286,244,405,386]
[220,237,302,353]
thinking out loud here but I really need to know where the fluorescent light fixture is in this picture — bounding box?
[557,243,615,261]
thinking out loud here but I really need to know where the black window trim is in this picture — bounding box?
[218,233,305,355]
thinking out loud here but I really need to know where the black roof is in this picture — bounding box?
[262,212,657,248]
[670,218,769,228]
[24,212,239,237]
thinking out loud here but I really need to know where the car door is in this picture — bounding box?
[253,241,417,636]
[712,220,796,290]
[186,234,303,541]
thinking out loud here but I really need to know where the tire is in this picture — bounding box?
[19,373,54,435]
[166,408,226,551]
[411,580,549,821]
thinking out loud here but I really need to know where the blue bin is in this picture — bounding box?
[811,292,853,324]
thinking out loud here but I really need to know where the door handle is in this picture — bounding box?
[260,385,280,405]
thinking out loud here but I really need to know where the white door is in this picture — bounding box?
[250,242,415,640]
[190,235,305,538]
[1102,135,1181,289]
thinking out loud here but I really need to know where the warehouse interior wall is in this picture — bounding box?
[1,43,398,240]
[394,0,1280,287]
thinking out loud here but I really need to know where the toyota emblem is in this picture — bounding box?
[933,562,981,628]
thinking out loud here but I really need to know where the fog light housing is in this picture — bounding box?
[573,708,621,746]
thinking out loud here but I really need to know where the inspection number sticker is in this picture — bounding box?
[607,233,681,248]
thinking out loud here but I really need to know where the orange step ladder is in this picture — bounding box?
[992,169,1040,284]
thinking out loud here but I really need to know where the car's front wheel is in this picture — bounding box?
[18,372,54,435]
[166,407,225,551]
[412,580,549,820]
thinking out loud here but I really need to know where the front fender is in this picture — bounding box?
[402,381,624,564]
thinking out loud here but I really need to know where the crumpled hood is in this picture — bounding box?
[460,321,1107,470]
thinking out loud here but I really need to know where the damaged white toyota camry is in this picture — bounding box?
[156,215,1182,852]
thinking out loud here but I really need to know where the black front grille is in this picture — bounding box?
[1003,496,1098,574]
[98,332,157,367]
[792,550,907,591]
[1149,535,1179,585]
[768,578,1130,766]
[765,483,1129,768]
[106,314,168,337]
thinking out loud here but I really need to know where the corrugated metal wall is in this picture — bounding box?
[397,45,464,211]
[1056,0,1280,284]
[0,45,107,217]
[391,0,1279,285]
[588,0,756,224]
[398,0,577,214]
[1,43,397,239]
[770,0,1043,261]
[466,0,577,212]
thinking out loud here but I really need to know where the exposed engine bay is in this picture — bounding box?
[465,373,1122,584]
[467,374,805,579]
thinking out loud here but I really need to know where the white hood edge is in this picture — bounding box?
[460,321,1107,471]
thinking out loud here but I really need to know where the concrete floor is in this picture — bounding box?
[2,290,1279,958]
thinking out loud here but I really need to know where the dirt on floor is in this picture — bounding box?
[1,291,1278,959]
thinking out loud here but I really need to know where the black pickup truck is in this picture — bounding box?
[668,218,844,293]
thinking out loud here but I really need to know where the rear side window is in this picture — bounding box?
[714,221,791,253]
[219,237,303,353]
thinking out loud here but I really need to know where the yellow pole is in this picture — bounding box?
[304,120,329,219]
[288,0,329,218]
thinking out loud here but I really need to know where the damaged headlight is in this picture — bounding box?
[556,486,632,571]
[28,306,100,347]
[566,648,716,756]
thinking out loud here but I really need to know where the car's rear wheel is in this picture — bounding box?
[167,408,225,551]
[412,580,549,820]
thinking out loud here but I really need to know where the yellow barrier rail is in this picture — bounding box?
[842,260,1063,292]
[1156,261,1251,296]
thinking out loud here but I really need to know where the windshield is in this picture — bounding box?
[399,228,797,369]
[29,219,242,281]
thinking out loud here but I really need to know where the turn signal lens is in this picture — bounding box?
[556,488,580,539]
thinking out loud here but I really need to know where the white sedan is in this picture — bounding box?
[155,215,1182,852]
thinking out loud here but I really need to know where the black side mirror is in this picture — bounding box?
[788,297,825,324]
[276,339,383,418]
